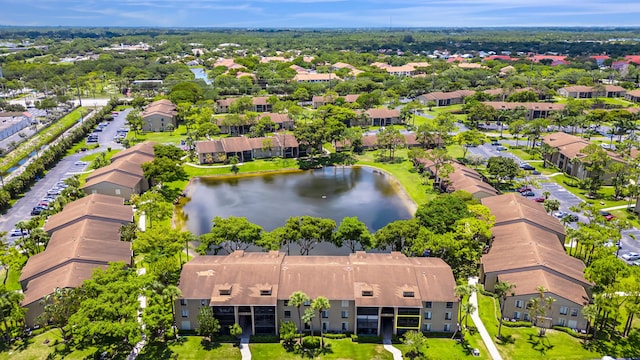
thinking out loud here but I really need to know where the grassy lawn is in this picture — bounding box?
[395,337,490,360]
[356,149,434,206]
[0,265,22,291]
[250,338,391,360]
[476,290,600,360]
[138,336,241,360]
[127,125,188,145]
[0,329,96,360]
[1,107,87,172]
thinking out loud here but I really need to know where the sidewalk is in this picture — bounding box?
[382,339,403,360]
[239,336,251,360]
[468,277,503,360]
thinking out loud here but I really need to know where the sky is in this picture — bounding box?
[4,0,640,28]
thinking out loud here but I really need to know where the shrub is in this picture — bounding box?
[323,333,348,339]
[552,326,589,339]
[503,321,533,328]
[250,335,280,343]
[302,336,320,349]
[478,288,497,298]
[354,335,383,343]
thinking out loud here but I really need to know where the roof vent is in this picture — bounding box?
[219,286,232,296]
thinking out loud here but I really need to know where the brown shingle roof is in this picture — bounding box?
[221,137,252,153]
[179,251,456,306]
[481,193,566,239]
[20,219,130,284]
[484,101,565,111]
[498,270,589,306]
[196,140,224,154]
[82,171,143,189]
[259,113,291,124]
[87,158,144,181]
[44,194,133,234]
[482,222,588,287]
[111,142,156,163]
[420,90,476,101]
[366,108,400,119]
[21,262,106,306]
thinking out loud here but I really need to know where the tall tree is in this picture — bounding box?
[289,291,309,344]
[284,216,336,256]
[197,306,221,341]
[311,296,331,348]
[528,286,556,336]
[197,216,264,255]
[495,281,516,340]
[335,217,372,253]
[376,126,406,161]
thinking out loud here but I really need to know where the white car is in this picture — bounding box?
[622,252,640,261]
[552,211,566,219]
[74,161,87,166]
[9,229,27,237]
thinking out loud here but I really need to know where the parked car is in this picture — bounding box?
[9,229,28,237]
[496,146,507,151]
[553,211,567,218]
[47,188,61,196]
[74,161,87,166]
[521,191,535,197]
[533,197,546,203]
[520,163,535,170]
[598,211,615,221]
[517,186,532,193]
[491,141,500,146]
[622,252,640,261]
[31,207,45,216]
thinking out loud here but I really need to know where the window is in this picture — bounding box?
[424,312,432,320]
[322,322,328,332]
[284,311,291,319]
[424,323,431,331]
[283,300,289,307]
[180,299,187,306]
[115,188,121,195]
[219,287,231,296]
[304,300,311,306]
[260,287,272,296]
[571,308,579,317]
[341,311,349,319]
[425,302,432,309]
[513,312,521,320]
[322,310,329,318]
[559,318,566,326]
[446,302,453,308]
[524,313,530,321]
[568,320,577,329]
[559,306,568,315]
[444,323,451,332]
[341,300,349,308]
[181,309,189,318]
[515,300,523,308]
[342,322,348,332]
[362,290,373,297]
[445,312,452,320]
[403,291,415,298]
[201,299,206,306]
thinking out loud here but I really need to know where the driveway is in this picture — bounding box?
[1,107,128,243]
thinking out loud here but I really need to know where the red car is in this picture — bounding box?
[598,211,614,221]
[532,197,545,203]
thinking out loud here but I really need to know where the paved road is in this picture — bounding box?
[0,109,128,243]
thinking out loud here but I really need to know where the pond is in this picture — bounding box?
[189,67,212,85]
[177,166,415,255]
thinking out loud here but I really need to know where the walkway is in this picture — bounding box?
[468,277,503,360]
[382,339,403,360]
[127,268,148,360]
[239,336,251,360]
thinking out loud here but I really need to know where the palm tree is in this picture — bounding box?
[461,303,476,329]
[289,291,309,344]
[582,304,598,343]
[454,284,476,328]
[495,281,516,339]
[162,285,182,338]
[528,286,556,336]
[311,296,331,348]
[302,308,315,337]
[0,285,24,343]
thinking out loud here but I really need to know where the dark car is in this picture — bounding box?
[521,191,535,197]
[520,163,535,170]
[491,141,501,146]
[517,186,532,193]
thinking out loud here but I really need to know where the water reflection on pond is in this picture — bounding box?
[177,166,414,255]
